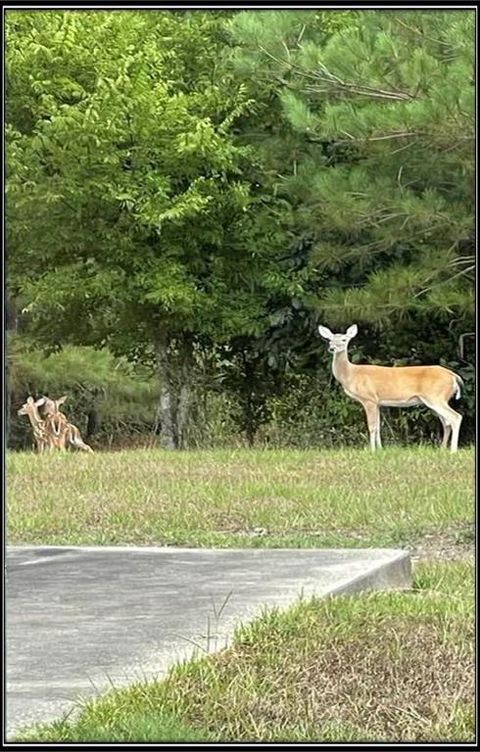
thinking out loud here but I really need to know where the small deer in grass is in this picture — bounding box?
[17,397,56,452]
[36,395,94,453]
[318,324,463,452]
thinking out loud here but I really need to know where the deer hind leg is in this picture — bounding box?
[420,398,462,453]
[56,426,68,451]
[363,402,380,451]
[68,425,93,453]
[438,416,452,449]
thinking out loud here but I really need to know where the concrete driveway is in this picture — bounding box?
[5,545,411,739]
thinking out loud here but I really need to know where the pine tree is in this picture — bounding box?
[230,10,474,328]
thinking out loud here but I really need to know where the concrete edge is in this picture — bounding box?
[327,549,412,597]
[7,544,410,555]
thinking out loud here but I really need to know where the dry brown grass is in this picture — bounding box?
[189,616,473,742]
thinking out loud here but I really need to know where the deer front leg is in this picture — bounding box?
[362,401,380,451]
[34,429,47,453]
[56,426,69,451]
[375,409,382,448]
[38,436,50,453]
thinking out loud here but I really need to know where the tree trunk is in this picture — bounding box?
[155,333,196,450]
[156,334,178,450]
[5,354,11,447]
[177,383,190,449]
[176,336,194,449]
[5,295,18,447]
[86,409,100,438]
[243,353,256,448]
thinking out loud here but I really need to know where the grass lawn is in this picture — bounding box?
[7,446,475,743]
[7,446,475,549]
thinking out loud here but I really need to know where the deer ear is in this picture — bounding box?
[346,324,358,339]
[318,325,334,340]
[27,396,34,404]
[57,396,68,406]
[34,397,46,407]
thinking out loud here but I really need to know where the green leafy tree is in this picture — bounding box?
[6,9,290,448]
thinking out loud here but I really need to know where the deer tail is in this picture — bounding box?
[454,373,464,400]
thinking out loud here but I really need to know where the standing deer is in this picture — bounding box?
[36,395,94,453]
[17,397,54,452]
[318,324,463,452]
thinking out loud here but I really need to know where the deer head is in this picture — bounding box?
[37,395,68,416]
[17,396,45,419]
[318,324,358,354]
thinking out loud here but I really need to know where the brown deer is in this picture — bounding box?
[318,324,463,452]
[17,397,54,452]
[37,395,94,453]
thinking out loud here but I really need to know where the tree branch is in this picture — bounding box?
[413,265,475,299]
[335,131,421,143]
[304,79,414,102]
[393,17,453,48]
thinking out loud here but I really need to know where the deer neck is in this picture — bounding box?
[47,412,67,435]
[26,409,44,434]
[331,348,353,386]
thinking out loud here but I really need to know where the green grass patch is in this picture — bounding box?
[7,446,474,548]
[16,709,215,744]
[15,561,474,743]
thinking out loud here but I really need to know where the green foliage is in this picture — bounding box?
[15,709,214,744]
[6,10,286,356]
